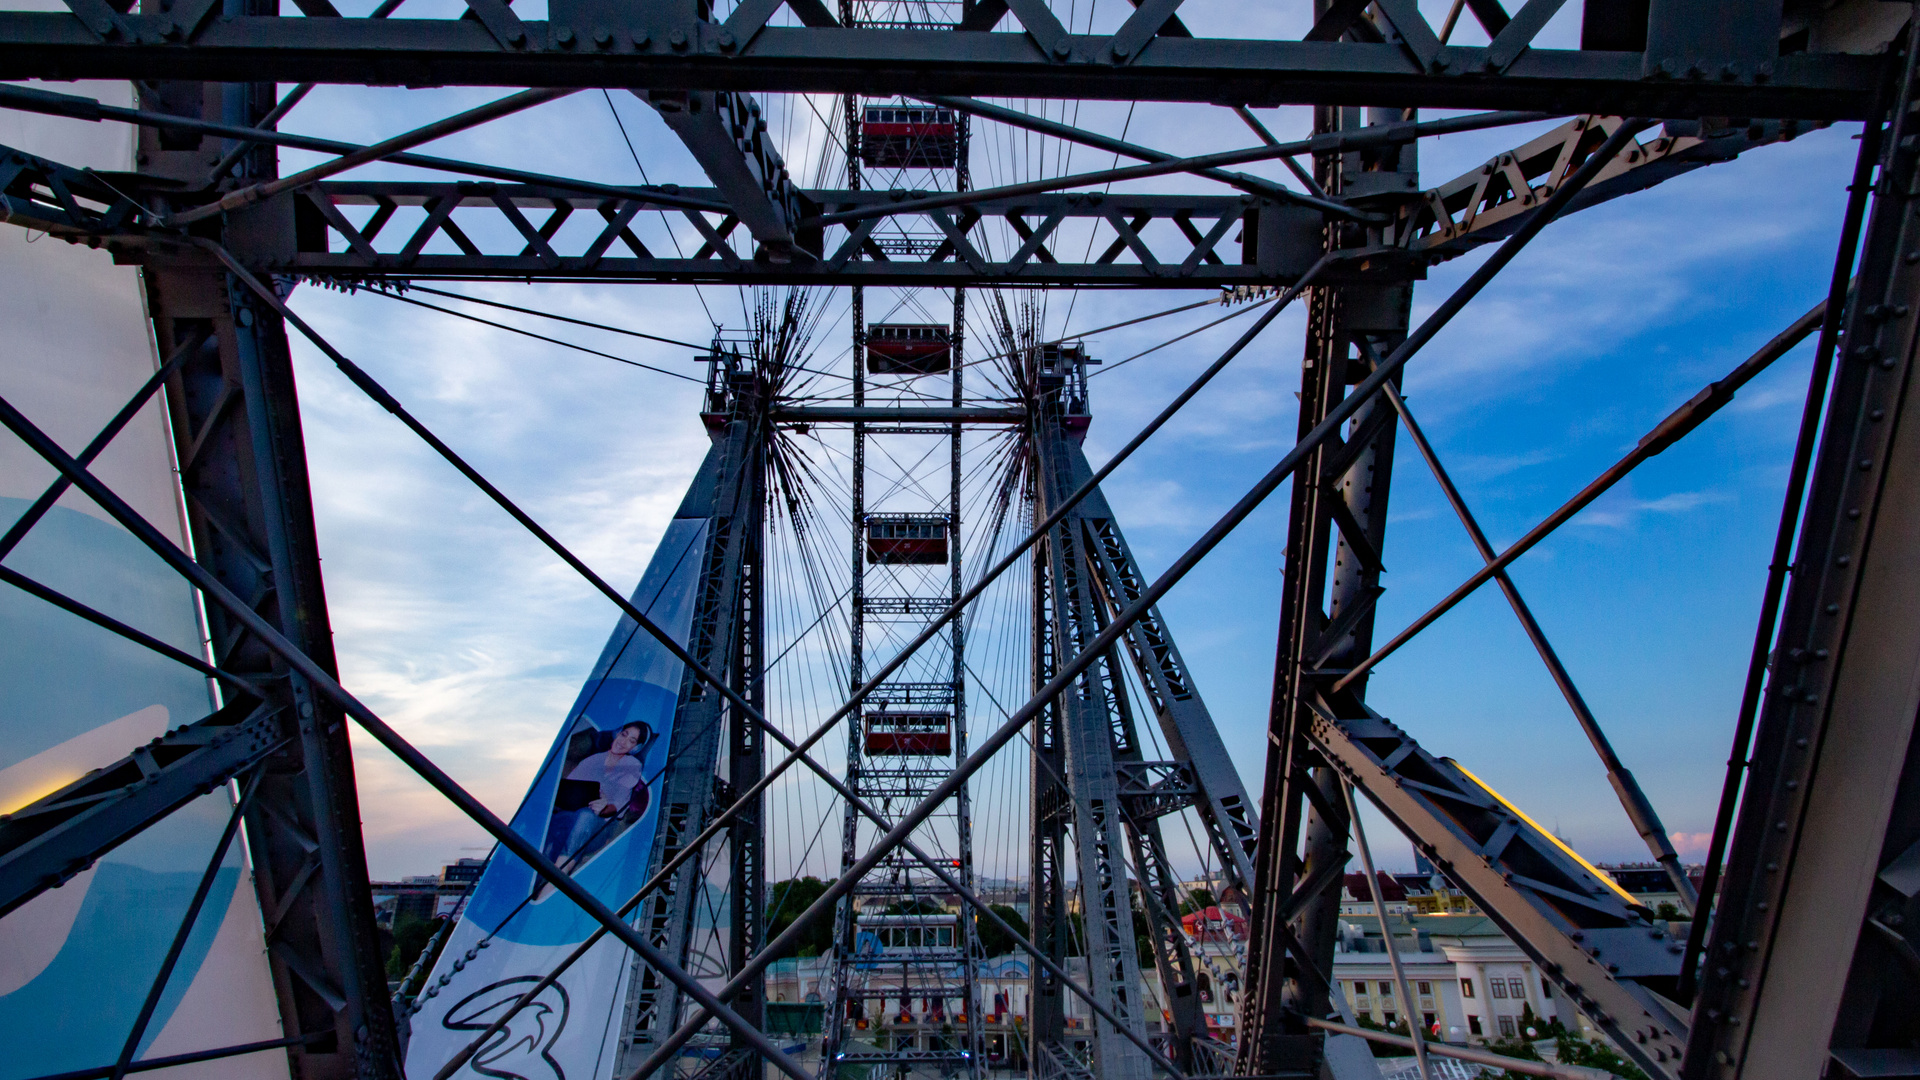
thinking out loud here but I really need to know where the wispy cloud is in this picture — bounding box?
[1575,489,1732,529]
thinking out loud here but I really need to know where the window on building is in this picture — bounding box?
[1490,978,1508,999]
[1423,1012,1436,1031]
[1468,1016,1483,1036]
[1460,978,1475,998]
[1379,981,1395,997]
[1498,1016,1517,1037]
[1382,1012,1397,1028]
[1416,981,1431,996]
[1540,978,1552,999]
[1507,977,1526,999]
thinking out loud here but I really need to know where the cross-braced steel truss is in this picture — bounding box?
[1,2,1918,1079]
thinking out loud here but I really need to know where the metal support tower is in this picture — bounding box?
[821,11,982,1073]
[617,346,771,1075]
[1241,89,1417,1077]
[1027,347,1266,1077]
[136,34,401,1080]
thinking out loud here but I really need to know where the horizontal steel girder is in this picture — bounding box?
[0,695,288,918]
[0,14,1878,119]
[772,406,1026,422]
[0,114,1790,288]
[247,185,1327,287]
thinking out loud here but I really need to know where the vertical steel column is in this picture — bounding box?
[1034,418,1150,1080]
[1053,429,1268,1068]
[1685,39,1920,1079]
[951,118,986,1071]
[730,406,769,1056]
[619,374,768,1069]
[137,19,399,1075]
[1241,87,1416,1075]
[820,69,867,1072]
[1100,657,1207,1070]
[1030,453,1072,1068]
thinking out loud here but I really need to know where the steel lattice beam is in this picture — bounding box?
[0,13,1880,119]
[617,363,769,1071]
[0,695,286,919]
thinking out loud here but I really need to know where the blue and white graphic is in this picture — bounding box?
[0,76,287,1080]
[405,517,710,1080]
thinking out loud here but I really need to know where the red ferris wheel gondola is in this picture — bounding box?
[865,323,953,375]
[859,105,959,169]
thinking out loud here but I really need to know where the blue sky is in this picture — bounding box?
[167,49,1868,878]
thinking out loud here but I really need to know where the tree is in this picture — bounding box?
[976,904,1029,957]
[1554,1033,1650,1080]
[386,914,448,981]
[767,877,834,959]
[1181,889,1216,915]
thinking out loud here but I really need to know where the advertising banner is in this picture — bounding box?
[0,66,287,1080]
[405,518,709,1080]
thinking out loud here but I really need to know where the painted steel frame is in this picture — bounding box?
[0,10,1879,121]
[618,358,770,1070]
[1,0,1917,1074]
[1683,26,1920,1076]
[820,56,984,1076]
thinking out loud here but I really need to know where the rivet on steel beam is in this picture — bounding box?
[629,27,650,46]
[593,26,613,48]
[717,28,737,50]
[553,24,575,46]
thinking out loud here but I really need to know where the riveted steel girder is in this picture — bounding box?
[0,14,1881,119]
